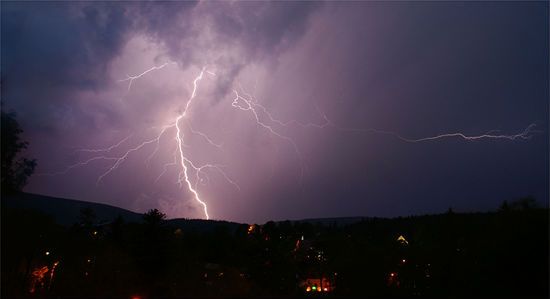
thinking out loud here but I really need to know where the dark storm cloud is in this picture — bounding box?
[1,2,136,135]
[136,1,320,61]
[132,1,322,98]
[206,1,320,57]
[1,1,321,131]
[1,3,131,90]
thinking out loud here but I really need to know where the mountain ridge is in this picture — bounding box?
[2,192,143,225]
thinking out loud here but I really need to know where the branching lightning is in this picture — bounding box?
[173,67,211,219]
[235,84,331,130]
[232,85,539,143]
[39,63,540,221]
[233,84,539,143]
[231,87,311,180]
[40,66,239,220]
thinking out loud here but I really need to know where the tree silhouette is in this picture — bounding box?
[509,196,539,211]
[1,110,36,193]
[498,200,510,212]
[143,209,166,226]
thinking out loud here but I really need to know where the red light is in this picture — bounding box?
[131,296,141,299]
[390,272,395,277]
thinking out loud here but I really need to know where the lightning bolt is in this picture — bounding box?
[174,67,211,219]
[39,64,540,221]
[40,66,239,220]
[233,82,539,143]
[232,84,539,143]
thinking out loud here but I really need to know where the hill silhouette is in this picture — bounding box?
[2,192,143,225]
[2,192,374,228]
[1,192,244,232]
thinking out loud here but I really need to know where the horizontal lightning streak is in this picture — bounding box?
[326,121,539,143]
[398,123,539,142]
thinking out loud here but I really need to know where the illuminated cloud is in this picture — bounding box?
[2,2,547,222]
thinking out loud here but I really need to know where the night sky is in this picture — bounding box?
[1,1,548,223]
